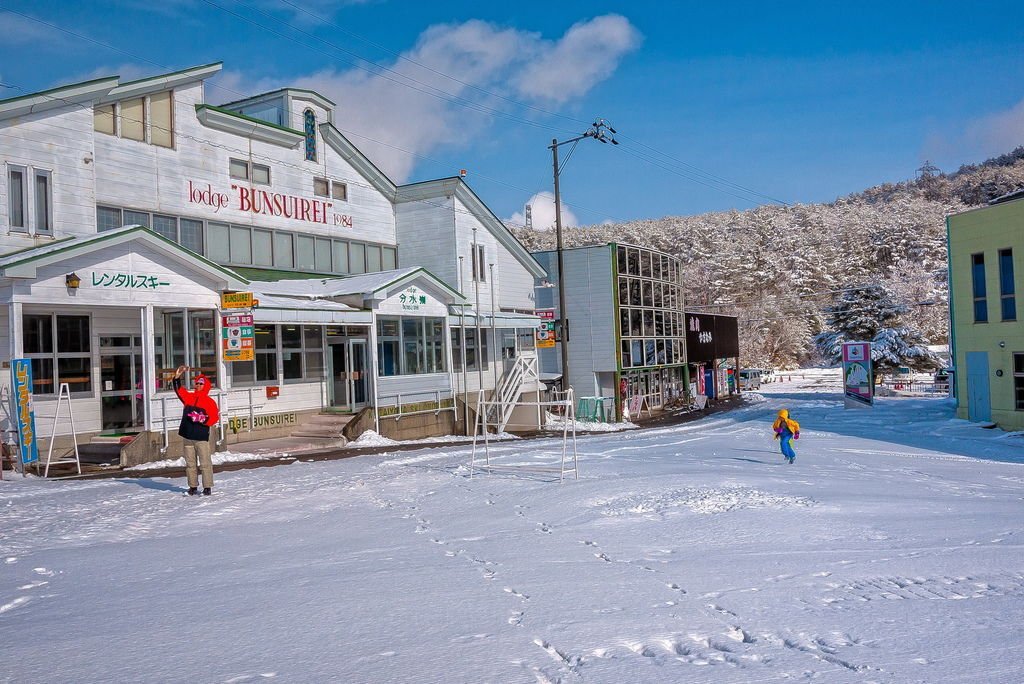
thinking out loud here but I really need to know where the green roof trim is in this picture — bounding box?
[195,104,304,137]
[0,75,118,106]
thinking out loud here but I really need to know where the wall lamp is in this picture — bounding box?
[65,272,81,289]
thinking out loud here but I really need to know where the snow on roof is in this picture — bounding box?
[248,267,421,298]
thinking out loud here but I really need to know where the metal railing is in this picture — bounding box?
[377,390,457,421]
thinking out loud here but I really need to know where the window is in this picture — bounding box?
[999,248,1016,321]
[230,225,252,264]
[230,159,270,184]
[296,235,315,270]
[23,314,92,395]
[382,246,397,271]
[366,245,382,273]
[120,97,145,141]
[304,109,317,162]
[314,237,332,272]
[180,218,204,254]
[8,166,26,231]
[972,253,988,323]
[331,182,347,201]
[313,177,329,197]
[229,159,250,181]
[150,90,173,148]
[281,326,303,380]
[333,241,349,274]
[350,242,366,274]
[379,317,446,376]
[255,325,278,382]
[207,222,230,262]
[303,326,324,381]
[273,232,294,269]
[252,163,271,185]
[152,214,177,241]
[471,244,486,282]
[1015,353,1024,410]
[124,209,150,227]
[253,230,274,266]
[97,206,122,232]
[94,104,116,135]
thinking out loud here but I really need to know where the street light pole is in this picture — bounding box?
[551,138,570,394]
[548,119,618,396]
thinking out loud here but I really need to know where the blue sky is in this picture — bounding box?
[2,1,1023,229]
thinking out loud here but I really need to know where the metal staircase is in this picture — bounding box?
[486,353,540,433]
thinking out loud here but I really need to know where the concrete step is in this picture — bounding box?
[290,428,346,438]
[305,414,355,426]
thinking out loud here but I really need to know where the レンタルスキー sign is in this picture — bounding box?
[842,341,873,409]
[11,359,39,465]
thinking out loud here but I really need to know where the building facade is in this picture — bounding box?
[532,243,689,418]
[947,191,1024,430]
[0,62,546,463]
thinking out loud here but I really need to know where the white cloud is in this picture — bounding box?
[508,191,579,231]
[924,96,1024,164]
[0,11,74,49]
[512,15,642,104]
[964,97,1024,158]
[262,15,640,182]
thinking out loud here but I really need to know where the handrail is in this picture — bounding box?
[377,389,457,421]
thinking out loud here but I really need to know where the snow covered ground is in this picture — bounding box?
[3,369,1023,683]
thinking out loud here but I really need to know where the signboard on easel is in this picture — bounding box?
[842,341,874,409]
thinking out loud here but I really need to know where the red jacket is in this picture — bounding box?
[174,374,219,440]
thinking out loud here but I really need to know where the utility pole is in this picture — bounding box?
[548,119,618,395]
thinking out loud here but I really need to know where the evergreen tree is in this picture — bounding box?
[813,284,941,376]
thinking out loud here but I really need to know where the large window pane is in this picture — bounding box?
[281,325,302,348]
[124,210,150,228]
[382,247,397,271]
[253,229,273,266]
[23,315,53,354]
[229,225,252,264]
[366,245,382,273]
[333,241,349,274]
[314,237,332,272]
[295,235,315,270]
[58,357,92,392]
[180,219,204,254]
[207,222,230,263]
[34,172,51,234]
[97,206,122,232]
[56,316,90,353]
[152,214,177,241]
[273,232,294,269]
[150,91,173,148]
[350,242,366,274]
[120,98,145,141]
[282,350,302,380]
[30,358,54,395]
[94,104,115,135]
[402,318,423,375]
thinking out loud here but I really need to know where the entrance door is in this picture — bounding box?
[330,342,350,409]
[349,339,368,407]
[100,336,144,431]
[965,351,992,422]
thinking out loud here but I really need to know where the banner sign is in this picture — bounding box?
[222,314,255,362]
[536,309,556,349]
[11,359,39,465]
[685,313,739,362]
[842,341,873,408]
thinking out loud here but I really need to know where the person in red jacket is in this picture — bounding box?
[173,365,220,495]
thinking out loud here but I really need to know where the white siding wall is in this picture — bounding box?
[395,197,458,285]
[532,247,617,395]
[86,82,395,248]
[0,105,97,248]
[453,197,500,313]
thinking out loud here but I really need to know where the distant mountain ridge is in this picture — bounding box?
[512,147,1024,368]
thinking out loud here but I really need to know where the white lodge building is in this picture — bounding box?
[0,62,546,466]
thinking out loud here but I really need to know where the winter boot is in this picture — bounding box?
[187,487,198,496]
[202,487,212,496]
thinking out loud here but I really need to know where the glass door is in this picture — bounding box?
[349,339,368,408]
[329,340,349,409]
[100,336,144,431]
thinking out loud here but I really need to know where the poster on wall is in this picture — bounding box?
[222,314,255,362]
[842,341,873,409]
[10,359,39,465]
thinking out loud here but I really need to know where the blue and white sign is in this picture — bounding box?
[11,359,40,464]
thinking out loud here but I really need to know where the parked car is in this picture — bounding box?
[739,369,762,390]
[760,368,776,383]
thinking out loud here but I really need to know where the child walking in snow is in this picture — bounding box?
[773,409,801,464]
